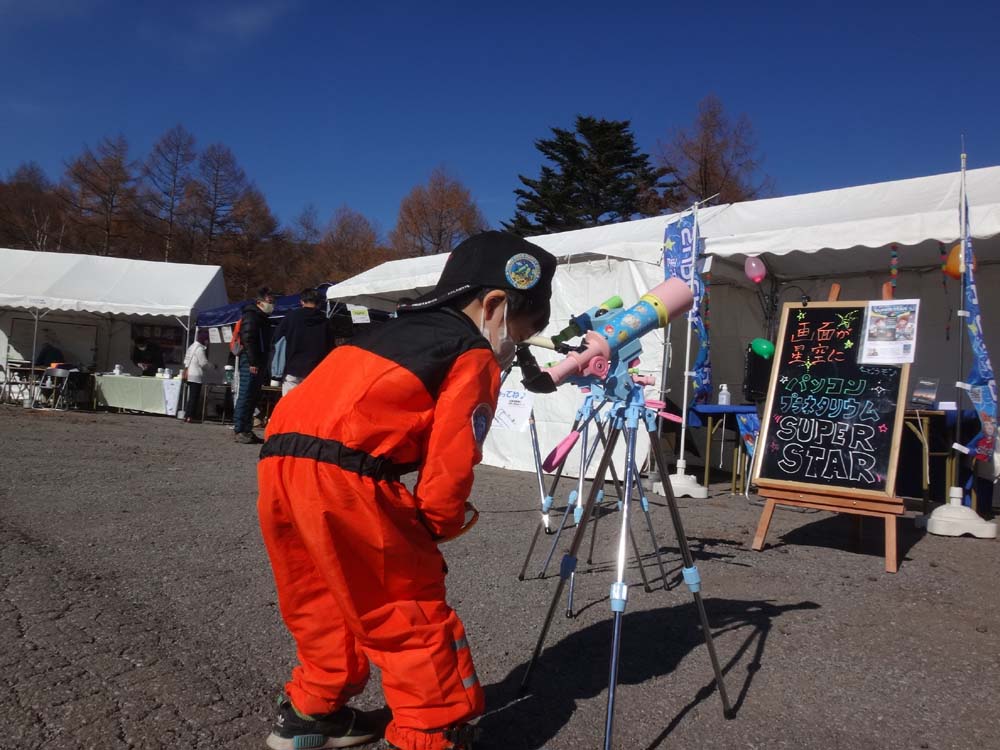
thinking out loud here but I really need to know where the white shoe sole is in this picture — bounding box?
[265,730,377,749]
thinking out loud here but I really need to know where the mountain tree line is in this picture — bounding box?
[0,96,769,300]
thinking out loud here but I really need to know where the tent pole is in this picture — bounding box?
[954,156,967,454]
[29,308,39,403]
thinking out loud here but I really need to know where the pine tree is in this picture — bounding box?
[505,116,677,236]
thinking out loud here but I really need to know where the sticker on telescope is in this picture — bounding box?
[505,253,541,290]
[621,314,641,331]
[472,403,493,446]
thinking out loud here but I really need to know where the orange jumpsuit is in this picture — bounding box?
[257,308,500,750]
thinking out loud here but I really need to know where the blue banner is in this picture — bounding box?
[664,213,712,403]
[736,412,761,459]
[961,196,997,463]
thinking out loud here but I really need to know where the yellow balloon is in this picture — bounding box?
[944,242,975,280]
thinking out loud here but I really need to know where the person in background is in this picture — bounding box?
[273,287,335,395]
[35,333,65,367]
[182,329,214,423]
[233,287,276,444]
[131,337,164,376]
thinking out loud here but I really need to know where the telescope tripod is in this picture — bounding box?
[518,398,669,603]
[519,386,732,750]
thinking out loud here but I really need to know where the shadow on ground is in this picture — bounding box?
[769,512,925,561]
[478,598,820,749]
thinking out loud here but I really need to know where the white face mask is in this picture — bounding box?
[259,301,275,314]
[481,303,517,370]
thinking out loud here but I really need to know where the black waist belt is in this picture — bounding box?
[259,432,420,481]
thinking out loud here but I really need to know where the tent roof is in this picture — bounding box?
[326,165,1000,307]
[0,248,228,317]
[325,235,667,309]
[521,167,1000,266]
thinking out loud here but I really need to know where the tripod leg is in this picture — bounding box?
[600,429,653,590]
[541,417,601,578]
[603,420,640,750]
[627,511,653,593]
[518,420,576,580]
[520,429,621,694]
[632,458,669,589]
[647,425,734,718]
[539,494,576,578]
[587,425,621,566]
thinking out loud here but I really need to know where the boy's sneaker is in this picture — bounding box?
[265,697,388,749]
[235,431,262,444]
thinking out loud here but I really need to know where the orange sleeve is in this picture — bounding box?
[414,348,501,540]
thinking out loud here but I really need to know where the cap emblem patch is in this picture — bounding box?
[505,253,541,290]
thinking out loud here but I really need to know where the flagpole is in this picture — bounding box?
[925,141,997,538]
[954,146,967,455]
[669,200,709,499]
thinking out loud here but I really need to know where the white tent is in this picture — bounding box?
[327,166,1000,475]
[0,248,228,375]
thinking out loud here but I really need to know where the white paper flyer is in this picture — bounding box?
[858,299,920,365]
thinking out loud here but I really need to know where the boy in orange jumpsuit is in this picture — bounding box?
[258,232,556,750]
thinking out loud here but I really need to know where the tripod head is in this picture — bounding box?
[519,278,693,400]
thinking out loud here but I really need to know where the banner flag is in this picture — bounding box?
[663,213,712,402]
[960,195,998,463]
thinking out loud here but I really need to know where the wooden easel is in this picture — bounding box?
[750,282,907,573]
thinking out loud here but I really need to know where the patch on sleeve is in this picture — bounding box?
[471,403,493,446]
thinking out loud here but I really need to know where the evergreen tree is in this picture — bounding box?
[505,116,677,236]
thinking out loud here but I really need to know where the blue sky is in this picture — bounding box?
[2,0,998,238]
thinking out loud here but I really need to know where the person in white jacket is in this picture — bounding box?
[183,329,214,423]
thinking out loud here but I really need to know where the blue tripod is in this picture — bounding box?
[519,373,733,750]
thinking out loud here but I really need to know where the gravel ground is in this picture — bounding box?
[1,405,998,750]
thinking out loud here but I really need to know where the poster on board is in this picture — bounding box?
[858,299,920,365]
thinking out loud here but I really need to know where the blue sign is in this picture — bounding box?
[664,213,712,403]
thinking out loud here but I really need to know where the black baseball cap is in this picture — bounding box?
[397,231,556,312]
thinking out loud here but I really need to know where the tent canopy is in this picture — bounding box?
[325,238,669,310]
[0,248,228,318]
[524,166,1000,280]
[326,166,1000,309]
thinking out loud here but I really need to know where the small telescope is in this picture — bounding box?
[521,278,693,393]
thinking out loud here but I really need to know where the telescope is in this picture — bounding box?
[520,277,693,395]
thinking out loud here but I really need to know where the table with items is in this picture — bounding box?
[93,374,183,416]
[690,404,760,491]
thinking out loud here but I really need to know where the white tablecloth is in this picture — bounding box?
[94,375,182,416]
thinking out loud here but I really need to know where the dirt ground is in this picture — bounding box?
[1,404,998,750]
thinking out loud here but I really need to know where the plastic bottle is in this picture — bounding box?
[718,383,731,406]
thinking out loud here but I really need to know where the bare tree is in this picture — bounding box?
[0,162,67,251]
[291,204,322,245]
[657,94,773,205]
[60,135,136,256]
[220,186,278,298]
[141,125,196,262]
[390,167,488,256]
[188,143,247,263]
[319,206,388,281]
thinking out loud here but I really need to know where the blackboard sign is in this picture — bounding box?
[752,302,910,502]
